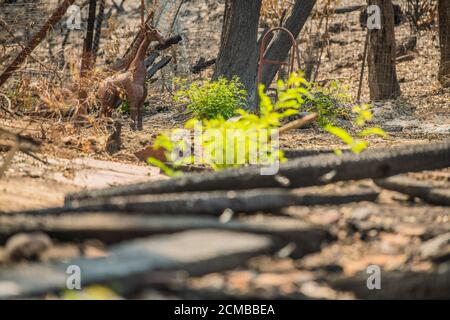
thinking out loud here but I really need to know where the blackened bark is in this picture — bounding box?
[80,0,97,75]
[438,0,450,87]
[212,0,262,111]
[92,0,106,59]
[65,141,450,205]
[367,0,401,100]
[260,0,316,88]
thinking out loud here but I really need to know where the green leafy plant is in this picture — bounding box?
[149,73,386,176]
[324,104,387,154]
[62,285,119,300]
[173,77,247,120]
[301,80,352,126]
[150,73,311,175]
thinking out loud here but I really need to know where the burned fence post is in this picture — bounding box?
[80,0,98,75]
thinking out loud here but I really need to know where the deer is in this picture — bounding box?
[98,22,166,131]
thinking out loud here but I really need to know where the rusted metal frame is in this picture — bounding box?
[257,27,299,86]
[257,27,299,114]
[0,0,76,87]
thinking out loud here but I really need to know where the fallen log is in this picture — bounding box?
[0,0,76,87]
[147,56,172,79]
[144,52,160,68]
[283,149,340,158]
[143,35,182,68]
[374,175,450,206]
[0,214,330,258]
[65,141,450,205]
[154,34,182,51]
[191,58,217,74]
[0,128,41,176]
[330,262,450,299]
[0,230,277,298]
[279,113,318,135]
[62,186,379,214]
[0,128,40,152]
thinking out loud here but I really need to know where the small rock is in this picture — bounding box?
[419,233,450,262]
[5,232,52,261]
[351,208,372,221]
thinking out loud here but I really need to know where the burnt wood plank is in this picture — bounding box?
[65,141,450,205]
[375,175,450,206]
[0,214,331,258]
[0,230,277,298]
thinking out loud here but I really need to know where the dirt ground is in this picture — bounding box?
[0,0,449,299]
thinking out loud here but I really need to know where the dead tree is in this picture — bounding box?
[213,0,316,111]
[92,0,106,59]
[212,0,263,112]
[367,0,401,100]
[438,0,450,87]
[259,0,316,89]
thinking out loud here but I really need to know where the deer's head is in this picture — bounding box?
[143,22,166,45]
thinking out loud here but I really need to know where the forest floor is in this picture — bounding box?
[0,0,449,299]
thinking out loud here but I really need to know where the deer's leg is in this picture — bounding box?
[137,84,148,131]
[129,93,138,131]
[129,86,144,131]
[137,96,145,131]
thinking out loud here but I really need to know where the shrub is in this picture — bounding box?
[300,80,352,126]
[150,73,310,175]
[324,103,387,154]
[174,77,247,120]
[149,74,386,176]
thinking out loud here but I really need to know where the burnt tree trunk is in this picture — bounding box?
[80,0,97,75]
[367,0,400,100]
[213,0,316,110]
[438,0,450,87]
[260,0,316,88]
[92,0,106,59]
[212,0,262,112]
